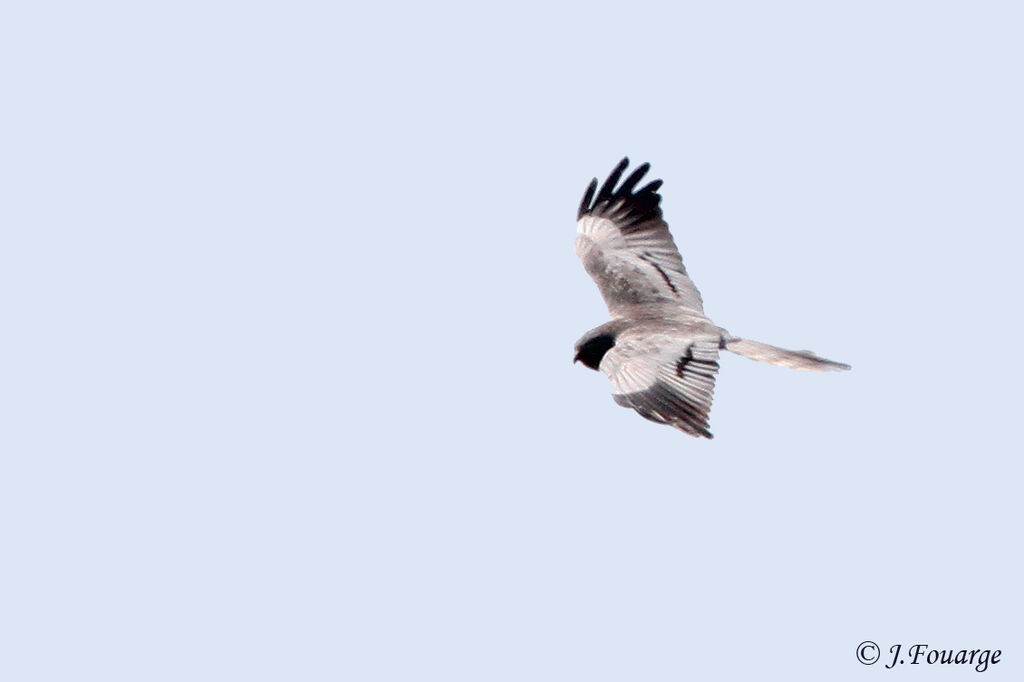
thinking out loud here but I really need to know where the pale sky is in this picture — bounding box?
[2,1,1022,680]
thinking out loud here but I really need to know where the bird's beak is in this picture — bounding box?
[573,352,581,364]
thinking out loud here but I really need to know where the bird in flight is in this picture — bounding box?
[574,158,850,438]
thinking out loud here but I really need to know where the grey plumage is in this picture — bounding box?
[573,158,850,439]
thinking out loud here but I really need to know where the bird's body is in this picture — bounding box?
[573,158,849,438]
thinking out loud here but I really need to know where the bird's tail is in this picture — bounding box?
[723,337,851,372]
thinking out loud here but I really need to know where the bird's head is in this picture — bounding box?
[573,333,616,371]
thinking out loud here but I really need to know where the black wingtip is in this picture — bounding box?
[577,178,598,219]
[620,162,651,194]
[639,179,663,195]
[599,158,628,198]
[578,158,665,227]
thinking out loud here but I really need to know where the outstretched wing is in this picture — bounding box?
[599,333,720,439]
[575,158,704,318]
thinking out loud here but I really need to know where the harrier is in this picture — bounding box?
[574,158,849,438]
